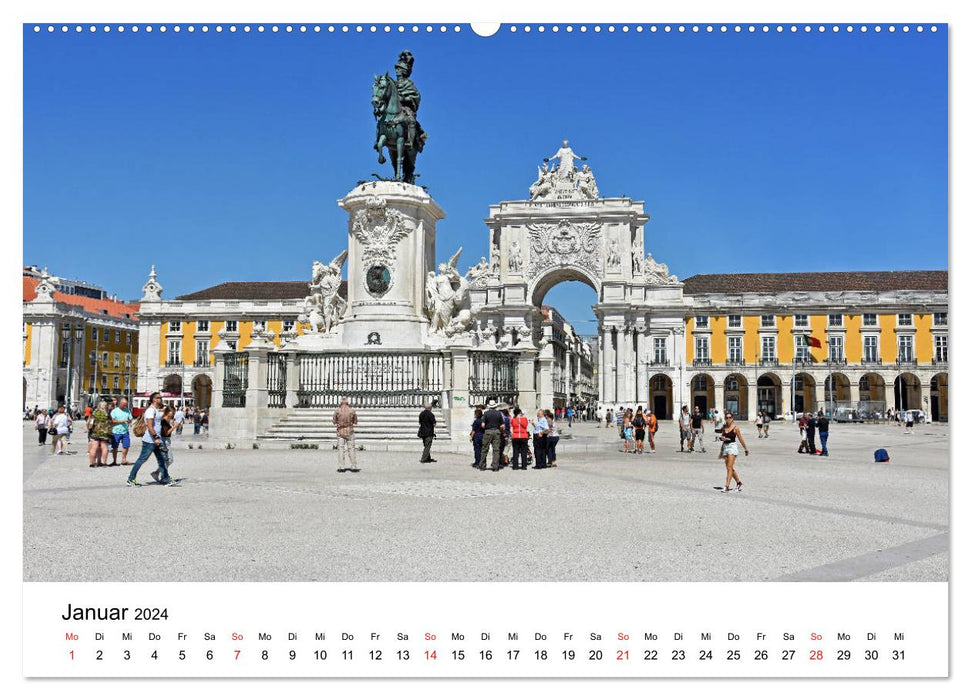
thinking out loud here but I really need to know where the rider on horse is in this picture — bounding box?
[392,50,427,153]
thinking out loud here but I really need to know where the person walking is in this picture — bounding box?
[201,410,209,435]
[109,397,133,466]
[904,410,915,434]
[510,407,530,470]
[332,398,359,473]
[478,399,505,471]
[805,412,818,455]
[86,400,112,468]
[544,409,560,467]
[718,411,749,492]
[712,409,725,445]
[127,392,172,486]
[678,405,691,452]
[689,406,706,453]
[173,405,186,436]
[531,409,550,469]
[49,405,72,455]
[646,409,658,453]
[762,411,771,438]
[150,405,178,483]
[193,409,202,435]
[567,406,574,427]
[755,411,764,438]
[418,402,437,463]
[817,410,831,456]
[34,409,49,445]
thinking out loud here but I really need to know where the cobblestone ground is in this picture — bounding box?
[23,419,948,582]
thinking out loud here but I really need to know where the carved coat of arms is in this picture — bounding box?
[350,195,414,270]
[526,219,602,279]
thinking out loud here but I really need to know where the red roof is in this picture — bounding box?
[23,276,140,320]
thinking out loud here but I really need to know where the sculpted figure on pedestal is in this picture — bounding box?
[300,251,348,334]
[508,239,523,273]
[426,248,474,336]
[643,252,679,285]
[606,235,622,271]
[576,164,599,199]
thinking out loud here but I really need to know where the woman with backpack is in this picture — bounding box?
[632,408,647,454]
[544,409,560,467]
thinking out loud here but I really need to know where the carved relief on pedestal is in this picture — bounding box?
[526,218,603,280]
[425,248,476,337]
[350,195,416,296]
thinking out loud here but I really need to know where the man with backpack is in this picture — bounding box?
[646,409,658,454]
[127,392,173,486]
[632,408,647,454]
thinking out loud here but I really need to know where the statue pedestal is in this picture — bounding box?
[337,180,445,350]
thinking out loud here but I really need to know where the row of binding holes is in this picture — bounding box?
[33,25,939,34]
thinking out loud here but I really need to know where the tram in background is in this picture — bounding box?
[130,391,194,418]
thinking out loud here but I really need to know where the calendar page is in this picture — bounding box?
[16,0,958,696]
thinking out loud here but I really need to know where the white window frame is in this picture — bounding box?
[169,320,182,333]
[794,314,809,328]
[695,336,710,361]
[653,337,667,364]
[898,335,914,362]
[897,313,913,327]
[863,335,879,362]
[694,315,709,329]
[828,335,845,362]
[727,335,743,362]
[761,335,776,361]
[760,315,775,327]
[727,315,742,328]
[862,313,878,326]
[167,339,182,364]
[794,335,810,362]
[197,320,210,332]
[933,312,947,326]
[282,319,295,333]
[934,335,948,362]
[225,320,238,333]
[828,314,843,327]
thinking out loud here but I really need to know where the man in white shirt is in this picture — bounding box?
[173,406,186,435]
[126,392,173,487]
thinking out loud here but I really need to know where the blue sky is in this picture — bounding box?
[23,25,947,334]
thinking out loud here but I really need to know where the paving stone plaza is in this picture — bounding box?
[23,419,948,583]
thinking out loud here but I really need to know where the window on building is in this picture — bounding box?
[794,376,804,390]
[794,334,810,361]
[864,336,879,363]
[725,376,739,391]
[694,336,709,361]
[794,314,809,327]
[728,336,743,362]
[898,335,914,362]
[933,312,947,326]
[91,327,98,341]
[282,319,295,333]
[114,330,120,343]
[100,375,107,389]
[125,353,131,368]
[935,335,948,362]
[167,339,181,364]
[113,352,120,368]
[197,320,210,332]
[863,313,878,326]
[126,332,132,345]
[196,339,210,363]
[728,315,742,328]
[828,335,845,362]
[897,313,913,327]
[101,351,109,365]
[170,320,182,333]
[112,376,119,390]
[860,375,870,391]
[828,314,843,327]
[58,343,68,367]
[228,340,237,350]
[760,315,775,327]
[225,320,238,333]
[253,319,266,331]
[89,351,96,367]
[88,375,95,392]
[101,328,109,342]
[761,336,776,361]
[692,375,708,391]
[653,337,667,364]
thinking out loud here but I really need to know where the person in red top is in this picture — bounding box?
[509,407,530,470]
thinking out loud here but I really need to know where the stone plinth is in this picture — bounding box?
[337,180,445,349]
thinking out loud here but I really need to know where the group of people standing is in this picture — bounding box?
[614,406,657,454]
[796,411,831,456]
[469,400,559,470]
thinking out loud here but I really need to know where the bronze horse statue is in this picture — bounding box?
[371,73,424,184]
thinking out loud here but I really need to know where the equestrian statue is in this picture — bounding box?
[371,50,428,184]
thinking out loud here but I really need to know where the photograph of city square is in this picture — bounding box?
[23,24,947,583]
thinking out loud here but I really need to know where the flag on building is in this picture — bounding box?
[799,334,823,349]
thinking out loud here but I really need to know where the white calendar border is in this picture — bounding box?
[5,0,965,697]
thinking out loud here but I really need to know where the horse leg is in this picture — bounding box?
[375,133,387,164]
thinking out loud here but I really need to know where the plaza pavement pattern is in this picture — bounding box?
[22,420,948,582]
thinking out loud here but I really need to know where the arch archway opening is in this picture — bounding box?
[757,373,782,417]
[192,374,213,411]
[648,374,673,419]
[894,372,922,412]
[724,372,749,420]
[162,373,182,395]
[930,372,948,422]
[532,278,600,413]
[823,372,851,413]
[859,372,887,417]
[689,373,715,415]
[793,372,816,414]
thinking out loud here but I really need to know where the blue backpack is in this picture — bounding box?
[874,448,890,463]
